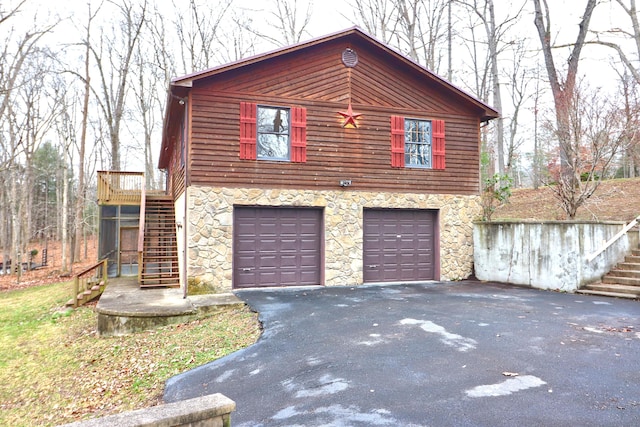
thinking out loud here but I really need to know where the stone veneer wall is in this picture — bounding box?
[186,186,482,293]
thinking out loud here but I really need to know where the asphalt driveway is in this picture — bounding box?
[164,281,640,426]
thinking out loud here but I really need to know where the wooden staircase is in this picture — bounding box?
[577,248,640,299]
[66,259,108,308]
[140,195,179,288]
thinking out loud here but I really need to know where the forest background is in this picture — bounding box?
[2,0,640,278]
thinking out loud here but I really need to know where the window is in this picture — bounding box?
[405,118,432,167]
[257,106,290,160]
[391,116,445,169]
[240,102,307,162]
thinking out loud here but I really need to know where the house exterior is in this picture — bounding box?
[158,27,499,294]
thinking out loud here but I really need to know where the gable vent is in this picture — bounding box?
[342,48,358,68]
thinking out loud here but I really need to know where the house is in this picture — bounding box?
[101,27,498,294]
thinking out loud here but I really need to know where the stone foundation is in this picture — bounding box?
[185,186,482,292]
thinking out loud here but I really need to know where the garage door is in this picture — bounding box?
[233,207,322,288]
[363,209,437,282]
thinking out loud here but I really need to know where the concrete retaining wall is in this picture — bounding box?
[59,393,234,427]
[473,221,636,292]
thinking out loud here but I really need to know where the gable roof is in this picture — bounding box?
[159,27,499,169]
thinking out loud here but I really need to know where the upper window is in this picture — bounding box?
[240,102,307,163]
[257,106,290,160]
[390,116,445,170]
[404,118,432,168]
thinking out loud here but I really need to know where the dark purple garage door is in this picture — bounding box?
[363,209,437,282]
[233,207,322,288]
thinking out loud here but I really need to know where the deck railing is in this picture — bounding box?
[97,171,144,205]
[70,259,108,308]
[586,216,640,262]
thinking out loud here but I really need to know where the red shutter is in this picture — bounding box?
[239,102,257,160]
[432,119,445,170]
[291,107,307,163]
[390,116,405,168]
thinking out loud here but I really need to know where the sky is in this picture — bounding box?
[5,0,636,177]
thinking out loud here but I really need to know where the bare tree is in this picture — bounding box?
[546,82,628,218]
[132,38,159,187]
[402,0,450,71]
[533,0,598,217]
[217,10,258,63]
[349,0,452,72]
[590,0,640,84]
[91,0,148,170]
[245,0,313,47]
[0,3,57,277]
[349,0,399,44]
[615,69,640,177]
[457,1,525,177]
[51,81,78,274]
[504,39,534,184]
[70,2,103,263]
[173,0,233,74]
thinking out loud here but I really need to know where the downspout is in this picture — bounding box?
[182,95,190,299]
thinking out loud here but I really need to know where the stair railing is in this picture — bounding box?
[586,216,640,262]
[137,178,147,284]
[71,259,108,308]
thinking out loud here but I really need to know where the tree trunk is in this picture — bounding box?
[532,0,597,218]
[486,0,504,175]
[0,186,8,275]
[61,153,69,274]
[74,30,91,263]
[10,166,21,280]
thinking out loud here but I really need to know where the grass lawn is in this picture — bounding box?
[0,281,261,426]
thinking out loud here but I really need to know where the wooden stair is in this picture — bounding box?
[66,279,106,307]
[140,195,179,288]
[577,248,640,299]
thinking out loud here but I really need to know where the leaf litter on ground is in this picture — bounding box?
[0,281,260,427]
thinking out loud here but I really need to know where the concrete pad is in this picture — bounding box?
[95,278,245,336]
[96,278,195,317]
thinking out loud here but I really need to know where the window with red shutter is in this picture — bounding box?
[291,107,307,163]
[393,116,446,170]
[239,102,257,160]
[243,104,306,162]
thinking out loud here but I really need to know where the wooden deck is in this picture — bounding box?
[97,171,144,205]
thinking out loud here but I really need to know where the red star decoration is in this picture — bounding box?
[338,102,362,128]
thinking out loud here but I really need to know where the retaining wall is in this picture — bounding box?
[473,221,637,292]
[59,393,234,427]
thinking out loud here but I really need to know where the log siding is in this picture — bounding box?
[163,30,496,197]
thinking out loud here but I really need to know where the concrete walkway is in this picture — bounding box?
[164,280,640,427]
[95,278,243,336]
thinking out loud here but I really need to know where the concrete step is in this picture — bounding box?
[606,269,640,278]
[582,282,640,295]
[617,262,640,271]
[624,255,640,263]
[576,289,640,299]
[602,275,640,286]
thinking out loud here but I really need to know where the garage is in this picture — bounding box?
[363,209,437,282]
[233,207,322,288]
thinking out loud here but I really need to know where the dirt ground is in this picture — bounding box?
[492,177,640,222]
[0,236,98,292]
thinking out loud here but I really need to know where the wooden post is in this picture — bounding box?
[102,258,108,285]
[73,275,79,308]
